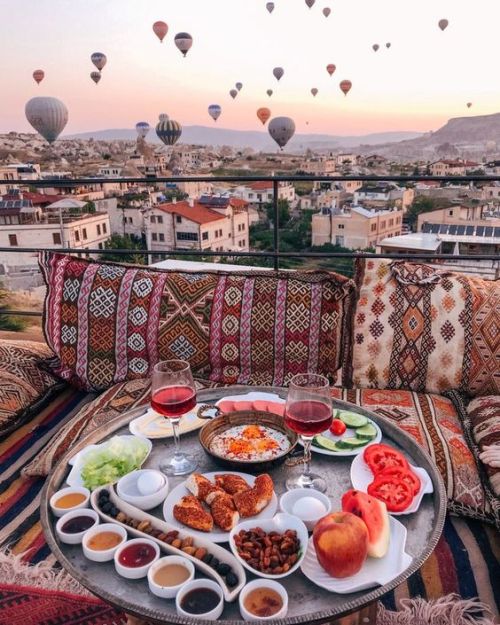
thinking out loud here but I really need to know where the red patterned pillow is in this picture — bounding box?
[208,271,356,386]
[347,259,499,397]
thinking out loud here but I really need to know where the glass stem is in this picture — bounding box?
[302,436,312,477]
[171,419,182,458]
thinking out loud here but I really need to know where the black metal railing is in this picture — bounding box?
[1,174,499,319]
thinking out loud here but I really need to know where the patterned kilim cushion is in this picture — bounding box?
[208,271,355,386]
[347,259,500,397]
[0,340,65,437]
[39,252,219,391]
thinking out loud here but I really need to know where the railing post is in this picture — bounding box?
[273,178,279,271]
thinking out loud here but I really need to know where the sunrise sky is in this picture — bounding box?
[1,0,499,136]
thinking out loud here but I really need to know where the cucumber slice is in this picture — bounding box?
[313,435,343,452]
[336,437,369,450]
[338,411,368,428]
[355,423,377,441]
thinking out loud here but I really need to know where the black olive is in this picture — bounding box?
[217,562,230,575]
[226,572,238,587]
[202,553,213,564]
[102,502,113,514]
[210,557,219,569]
[110,506,119,517]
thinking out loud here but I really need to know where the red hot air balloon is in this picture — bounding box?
[311,88,318,97]
[305,0,315,7]
[33,70,45,85]
[323,7,331,17]
[153,21,168,43]
[229,89,238,99]
[438,19,449,31]
[339,80,352,96]
[257,107,271,125]
[326,64,336,77]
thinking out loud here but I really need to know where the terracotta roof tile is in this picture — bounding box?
[156,200,226,225]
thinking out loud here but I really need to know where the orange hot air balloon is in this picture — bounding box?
[339,80,352,96]
[326,63,336,77]
[33,69,45,85]
[257,107,271,125]
[153,21,168,43]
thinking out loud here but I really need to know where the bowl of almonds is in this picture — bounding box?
[229,513,308,579]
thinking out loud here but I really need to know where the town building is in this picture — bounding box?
[417,204,500,231]
[429,159,481,176]
[354,182,414,210]
[233,181,296,206]
[301,156,337,176]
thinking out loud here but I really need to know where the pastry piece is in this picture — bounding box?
[233,473,274,518]
[185,473,220,503]
[173,495,213,532]
[214,473,251,496]
[210,492,239,531]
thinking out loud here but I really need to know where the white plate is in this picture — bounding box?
[162,470,278,543]
[350,451,434,515]
[303,414,382,458]
[300,516,412,593]
[215,391,285,407]
[129,404,205,439]
[66,435,152,489]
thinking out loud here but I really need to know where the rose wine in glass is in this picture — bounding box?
[284,373,333,492]
[152,360,197,476]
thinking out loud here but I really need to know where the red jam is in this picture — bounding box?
[118,543,156,568]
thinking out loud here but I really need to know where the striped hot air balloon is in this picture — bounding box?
[174,33,193,57]
[136,122,150,139]
[156,119,182,146]
[25,97,68,144]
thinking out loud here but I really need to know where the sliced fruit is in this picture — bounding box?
[367,474,413,512]
[338,411,368,428]
[379,466,421,496]
[329,419,347,436]
[355,423,377,440]
[363,443,409,475]
[335,437,368,450]
[313,435,343,452]
[341,489,390,558]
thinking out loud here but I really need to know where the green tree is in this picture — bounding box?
[0,284,27,332]
[264,199,290,225]
[162,189,188,202]
[406,196,453,229]
[101,234,146,265]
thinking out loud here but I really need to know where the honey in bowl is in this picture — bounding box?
[153,564,190,587]
[55,493,87,509]
[87,531,123,551]
[244,587,283,618]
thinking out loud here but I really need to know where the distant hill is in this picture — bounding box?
[425,113,500,144]
[65,126,422,151]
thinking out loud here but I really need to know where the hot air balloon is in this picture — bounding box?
[305,0,315,7]
[339,80,352,96]
[372,44,379,52]
[91,52,107,71]
[467,102,473,109]
[267,89,273,97]
[90,71,101,85]
[273,67,284,81]
[386,42,391,49]
[159,113,169,122]
[266,2,274,13]
[438,19,449,31]
[323,7,331,17]
[25,97,68,144]
[268,117,295,149]
[174,32,193,57]
[235,82,243,91]
[326,63,336,76]
[208,104,222,122]
[136,122,150,139]
[33,70,45,85]
[229,89,238,99]
[257,107,271,125]
[152,21,168,43]
[156,119,182,146]
[311,88,318,97]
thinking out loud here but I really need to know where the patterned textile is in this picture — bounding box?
[209,271,355,386]
[1,390,498,623]
[0,340,64,437]
[465,395,500,499]
[348,259,500,397]
[39,252,219,391]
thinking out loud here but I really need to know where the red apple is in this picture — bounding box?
[313,512,368,578]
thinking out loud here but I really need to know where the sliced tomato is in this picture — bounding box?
[379,466,421,496]
[363,443,409,475]
[329,419,347,436]
[367,475,413,512]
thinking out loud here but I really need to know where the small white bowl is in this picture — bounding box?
[229,513,308,579]
[50,486,90,518]
[279,488,332,531]
[82,523,127,562]
[148,555,195,599]
[55,509,99,545]
[117,469,169,511]
[114,538,160,579]
[239,579,288,621]
[176,579,224,621]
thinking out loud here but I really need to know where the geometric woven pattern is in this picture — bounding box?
[209,271,356,386]
[348,259,500,397]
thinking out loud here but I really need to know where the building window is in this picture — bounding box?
[219,229,223,237]
[97,224,101,236]
[150,215,156,223]
[176,232,199,241]
[157,215,163,224]
[8,234,18,246]
[82,228,87,239]
[52,232,61,244]
[176,215,182,224]
[380,222,386,230]
[389,219,394,227]
[128,217,133,224]
[242,223,245,231]
[75,230,80,242]
[449,210,453,216]
[202,232,209,241]
[152,233,158,241]
[98,242,103,249]
[249,193,253,199]
[335,235,344,246]
[338,224,345,230]
[371,223,377,232]
[102,222,107,233]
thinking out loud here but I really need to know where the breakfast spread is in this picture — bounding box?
[232,527,300,575]
[209,425,290,461]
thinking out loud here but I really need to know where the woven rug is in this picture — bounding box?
[1,387,498,624]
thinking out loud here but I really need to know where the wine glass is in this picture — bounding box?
[151,360,198,476]
[284,373,333,492]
